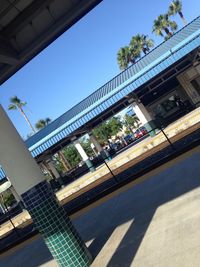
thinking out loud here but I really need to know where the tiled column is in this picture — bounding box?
[0,105,91,267]
[22,181,91,267]
[131,100,157,136]
[73,139,95,172]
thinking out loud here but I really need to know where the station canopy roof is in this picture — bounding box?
[0,0,102,85]
[25,16,200,159]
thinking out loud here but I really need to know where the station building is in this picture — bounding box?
[0,1,200,265]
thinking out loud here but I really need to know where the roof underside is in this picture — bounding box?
[0,0,102,85]
[26,16,200,158]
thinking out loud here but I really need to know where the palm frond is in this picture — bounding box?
[35,118,52,130]
[8,104,17,110]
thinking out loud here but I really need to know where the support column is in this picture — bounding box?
[9,185,24,210]
[47,159,65,187]
[46,160,60,179]
[89,133,112,160]
[58,151,71,171]
[0,202,5,214]
[177,71,200,105]
[90,143,98,156]
[0,105,91,267]
[9,185,22,203]
[39,162,53,179]
[73,140,95,172]
[131,100,157,136]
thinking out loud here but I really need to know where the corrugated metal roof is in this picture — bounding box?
[26,16,200,158]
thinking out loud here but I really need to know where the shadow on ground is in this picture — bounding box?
[0,237,55,267]
[73,151,200,266]
[1,151,200,267]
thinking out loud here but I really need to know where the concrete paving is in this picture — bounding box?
[1,107,200,238]
[1,146,200,266]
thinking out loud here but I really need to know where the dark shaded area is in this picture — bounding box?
[0,236,54,267]
[0,224,37,254]
[77,150,200,265]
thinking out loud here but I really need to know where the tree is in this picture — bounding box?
[123,114,140,133]
[62,145,81,169]
[35,117,71,172]
[93,117,123,145]
[108,117,123,136]
[152,18,165,38]
[81,139,95,158]
[61,140,95,170]
[152,14,178,39]
[35,117,51,130]
[129,42,141,63]
[130,34,154,56]
[117,46,132,70]
[168,0,187,25]
[92,122,113,145]
[117,34,154,70]
[0,190,16,209]
[8,96,35,133]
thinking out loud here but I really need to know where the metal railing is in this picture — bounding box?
[62,120,200,215]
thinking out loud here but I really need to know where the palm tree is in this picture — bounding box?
[130,34,154,56]
[152,19,164,38]
[152,14,178,39]
[124,114,140,128]
[129,40,140,63]
[168,0,187,25]
[35,118,51,130]
[35,117,71,171]
[117,46,131,70]
[8,96,35,133]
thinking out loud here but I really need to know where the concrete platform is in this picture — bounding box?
[1,145,200,266]
[0,107,200,242]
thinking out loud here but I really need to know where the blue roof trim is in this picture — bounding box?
[26,16,200,157]
[0,166,6,180]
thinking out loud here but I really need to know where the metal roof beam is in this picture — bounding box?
[0,0,21,22]
[2,0,55,37]
[0,36,19,65]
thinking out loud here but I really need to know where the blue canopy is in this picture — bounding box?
[25,16,200,158]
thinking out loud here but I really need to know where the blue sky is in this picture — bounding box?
[0,0,199,138]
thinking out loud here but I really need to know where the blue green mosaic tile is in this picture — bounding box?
[22,181,91,267]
